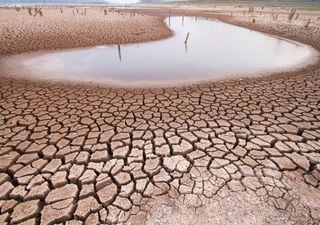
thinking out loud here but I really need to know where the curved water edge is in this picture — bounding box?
[0,16,319,88]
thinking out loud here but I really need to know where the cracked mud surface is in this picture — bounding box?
[0,8,172,55]
[1,4,320,225]
[1,69,320,224]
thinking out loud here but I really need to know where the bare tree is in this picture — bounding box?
[27,7,32,16]
[305,19,311,28]
[288,8,296,21]
[33,8,43,17]
[273,14,278,21]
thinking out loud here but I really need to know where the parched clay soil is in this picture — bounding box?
[0,4,320,225]
[0,7,172,55]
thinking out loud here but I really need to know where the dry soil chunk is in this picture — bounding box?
[11,200,41,223]
[45,184,78,204]
[41,198,75,225]
[97,183,118,206]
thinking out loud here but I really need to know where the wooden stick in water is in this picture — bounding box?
[118,45,122,62]
[184,32,190,44]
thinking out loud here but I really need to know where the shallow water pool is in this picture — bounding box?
[1,16,317,86]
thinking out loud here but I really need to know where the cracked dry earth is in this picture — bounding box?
[1,8,320,225]
[1,70,320,225]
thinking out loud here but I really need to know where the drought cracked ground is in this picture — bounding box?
[1,70,320,224]
[1,5,320,225]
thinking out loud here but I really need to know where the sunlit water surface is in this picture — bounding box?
[1,17,317,86]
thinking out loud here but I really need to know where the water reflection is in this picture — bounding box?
[3,16,316,86]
